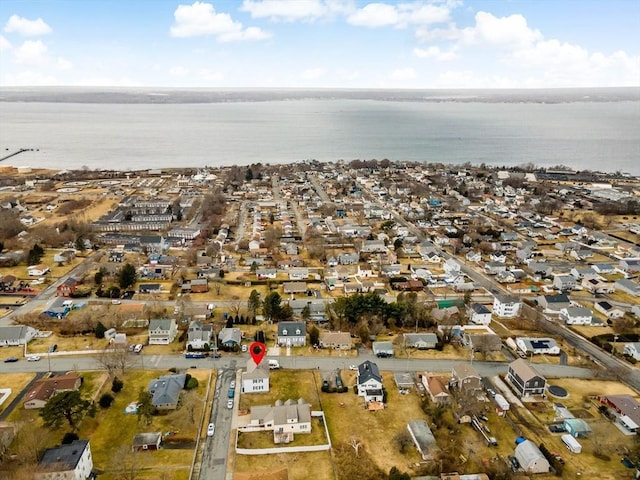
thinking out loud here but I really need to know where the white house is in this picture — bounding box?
[595,301,624,319]
[186,320,213,350]
[443,258,461,275]
[356,360,384,403]
[288,268,309,280]
[36,439,93,480]
[239,398,311,444]
[468,303,492,325]
[27,264,50,276]
[493,294,521,318]
[623,343,640,361]
[148,318,178,345]
[516,337,560,355]
[241,359,270,394]
[559,307,593,325]
[0,325,37,346]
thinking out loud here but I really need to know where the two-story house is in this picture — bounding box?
[148,318,178,345]
[36,439,93,480]
[356,360,384,403]
[450,363,482,396]
[277,321,307,347]
[507,358,546,397]
[241,359,270,393]
[493,294,521,318]
[186,320,213,350]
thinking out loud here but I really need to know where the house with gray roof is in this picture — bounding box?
[37,439,93,480]
[450,363,482,395]
[560,306,593,325]
[538,293,572,314]
[493,294,521,318]
[148,318,177,345]
[507,359,546,397]
[0,325,37,346]
[357,360,383,403]
[277,321,307,347]
[372,341,394,358]
[615,278,640,297]
[186,320,213,350]
[240,398,311,444]
[242,359,269,393]
[132,432,162,451]
[147,374,186,410]
[403,333,438,350]
[219,327,242,347]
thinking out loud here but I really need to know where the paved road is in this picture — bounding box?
[199,361,237,480]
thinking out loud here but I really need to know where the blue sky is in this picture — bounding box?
[0,0,638,88]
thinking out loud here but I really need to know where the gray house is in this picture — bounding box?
[219,327,242,347]
[277,321,307,347]
[403,333,438,350]
[186,320,213,350]
[0,325,37,346]
[148,318,177,345]
[147,374,186,410]
[372,341,394,357]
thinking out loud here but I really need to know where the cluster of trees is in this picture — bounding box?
[330,292,436,332]
[261,291,293,322]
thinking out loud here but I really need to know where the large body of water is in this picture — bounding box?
[1,88,639,174]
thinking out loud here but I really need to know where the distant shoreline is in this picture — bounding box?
[0,86,638,104]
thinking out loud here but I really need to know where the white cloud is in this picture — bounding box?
[241,0,335,22]
[56,57,72,70]
[4,15,52,36]
[461,11,542,48]
[14,40,48,65]
[169,66,190,77]
[347,2,451,28]
[0,34,11,51]
[348,3,398,27]
[413,45,456,61]
[301,67,326,79]
[170,1,271,41]
[390,67,417,80]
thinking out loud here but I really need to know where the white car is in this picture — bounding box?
[227,399,234,409]
[207,423,215,437]
[349,365,358,371]
[230,380,236,389]
[27,355,41,362]
[134,344,143,353]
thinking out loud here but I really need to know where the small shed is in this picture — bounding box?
[132,432,162,451]
[563,418,592,438]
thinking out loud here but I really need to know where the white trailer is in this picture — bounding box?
[561,434,582,453]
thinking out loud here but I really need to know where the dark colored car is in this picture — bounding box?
[4,357,19,363]
[48,344,58,353]
[548,424,566,433]
[508,456,520,471]
[622,457,635,468]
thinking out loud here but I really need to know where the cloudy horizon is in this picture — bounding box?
[1,1,638,89]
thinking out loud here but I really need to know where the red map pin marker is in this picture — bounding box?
[249,341,266,366]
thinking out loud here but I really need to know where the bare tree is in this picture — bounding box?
[96,344,136,379]
[109,444,145,480]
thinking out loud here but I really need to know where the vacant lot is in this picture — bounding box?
[0,372,36,416]
[235,451,333,480]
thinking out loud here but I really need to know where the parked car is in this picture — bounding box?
[508,456,520,471]
[48,344,57,353]
[349,365,358,371]
[4,357,19,363]
[227,399,234,409]
[486,388,496,397]
[27,355,41,362]
[230,380,236,389]
[548,424,566,433]
[134,344,143,353]
[207,423,215,437]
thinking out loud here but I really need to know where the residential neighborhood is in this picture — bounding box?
[1,160,640,480]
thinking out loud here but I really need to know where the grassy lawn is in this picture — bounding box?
[239,370,321,411]
[321,371,424,474]
[0,249,83,280]
[0,372,36,416]
[235,450,333,480]
[78,368,211,479]
[237,418,327,449]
